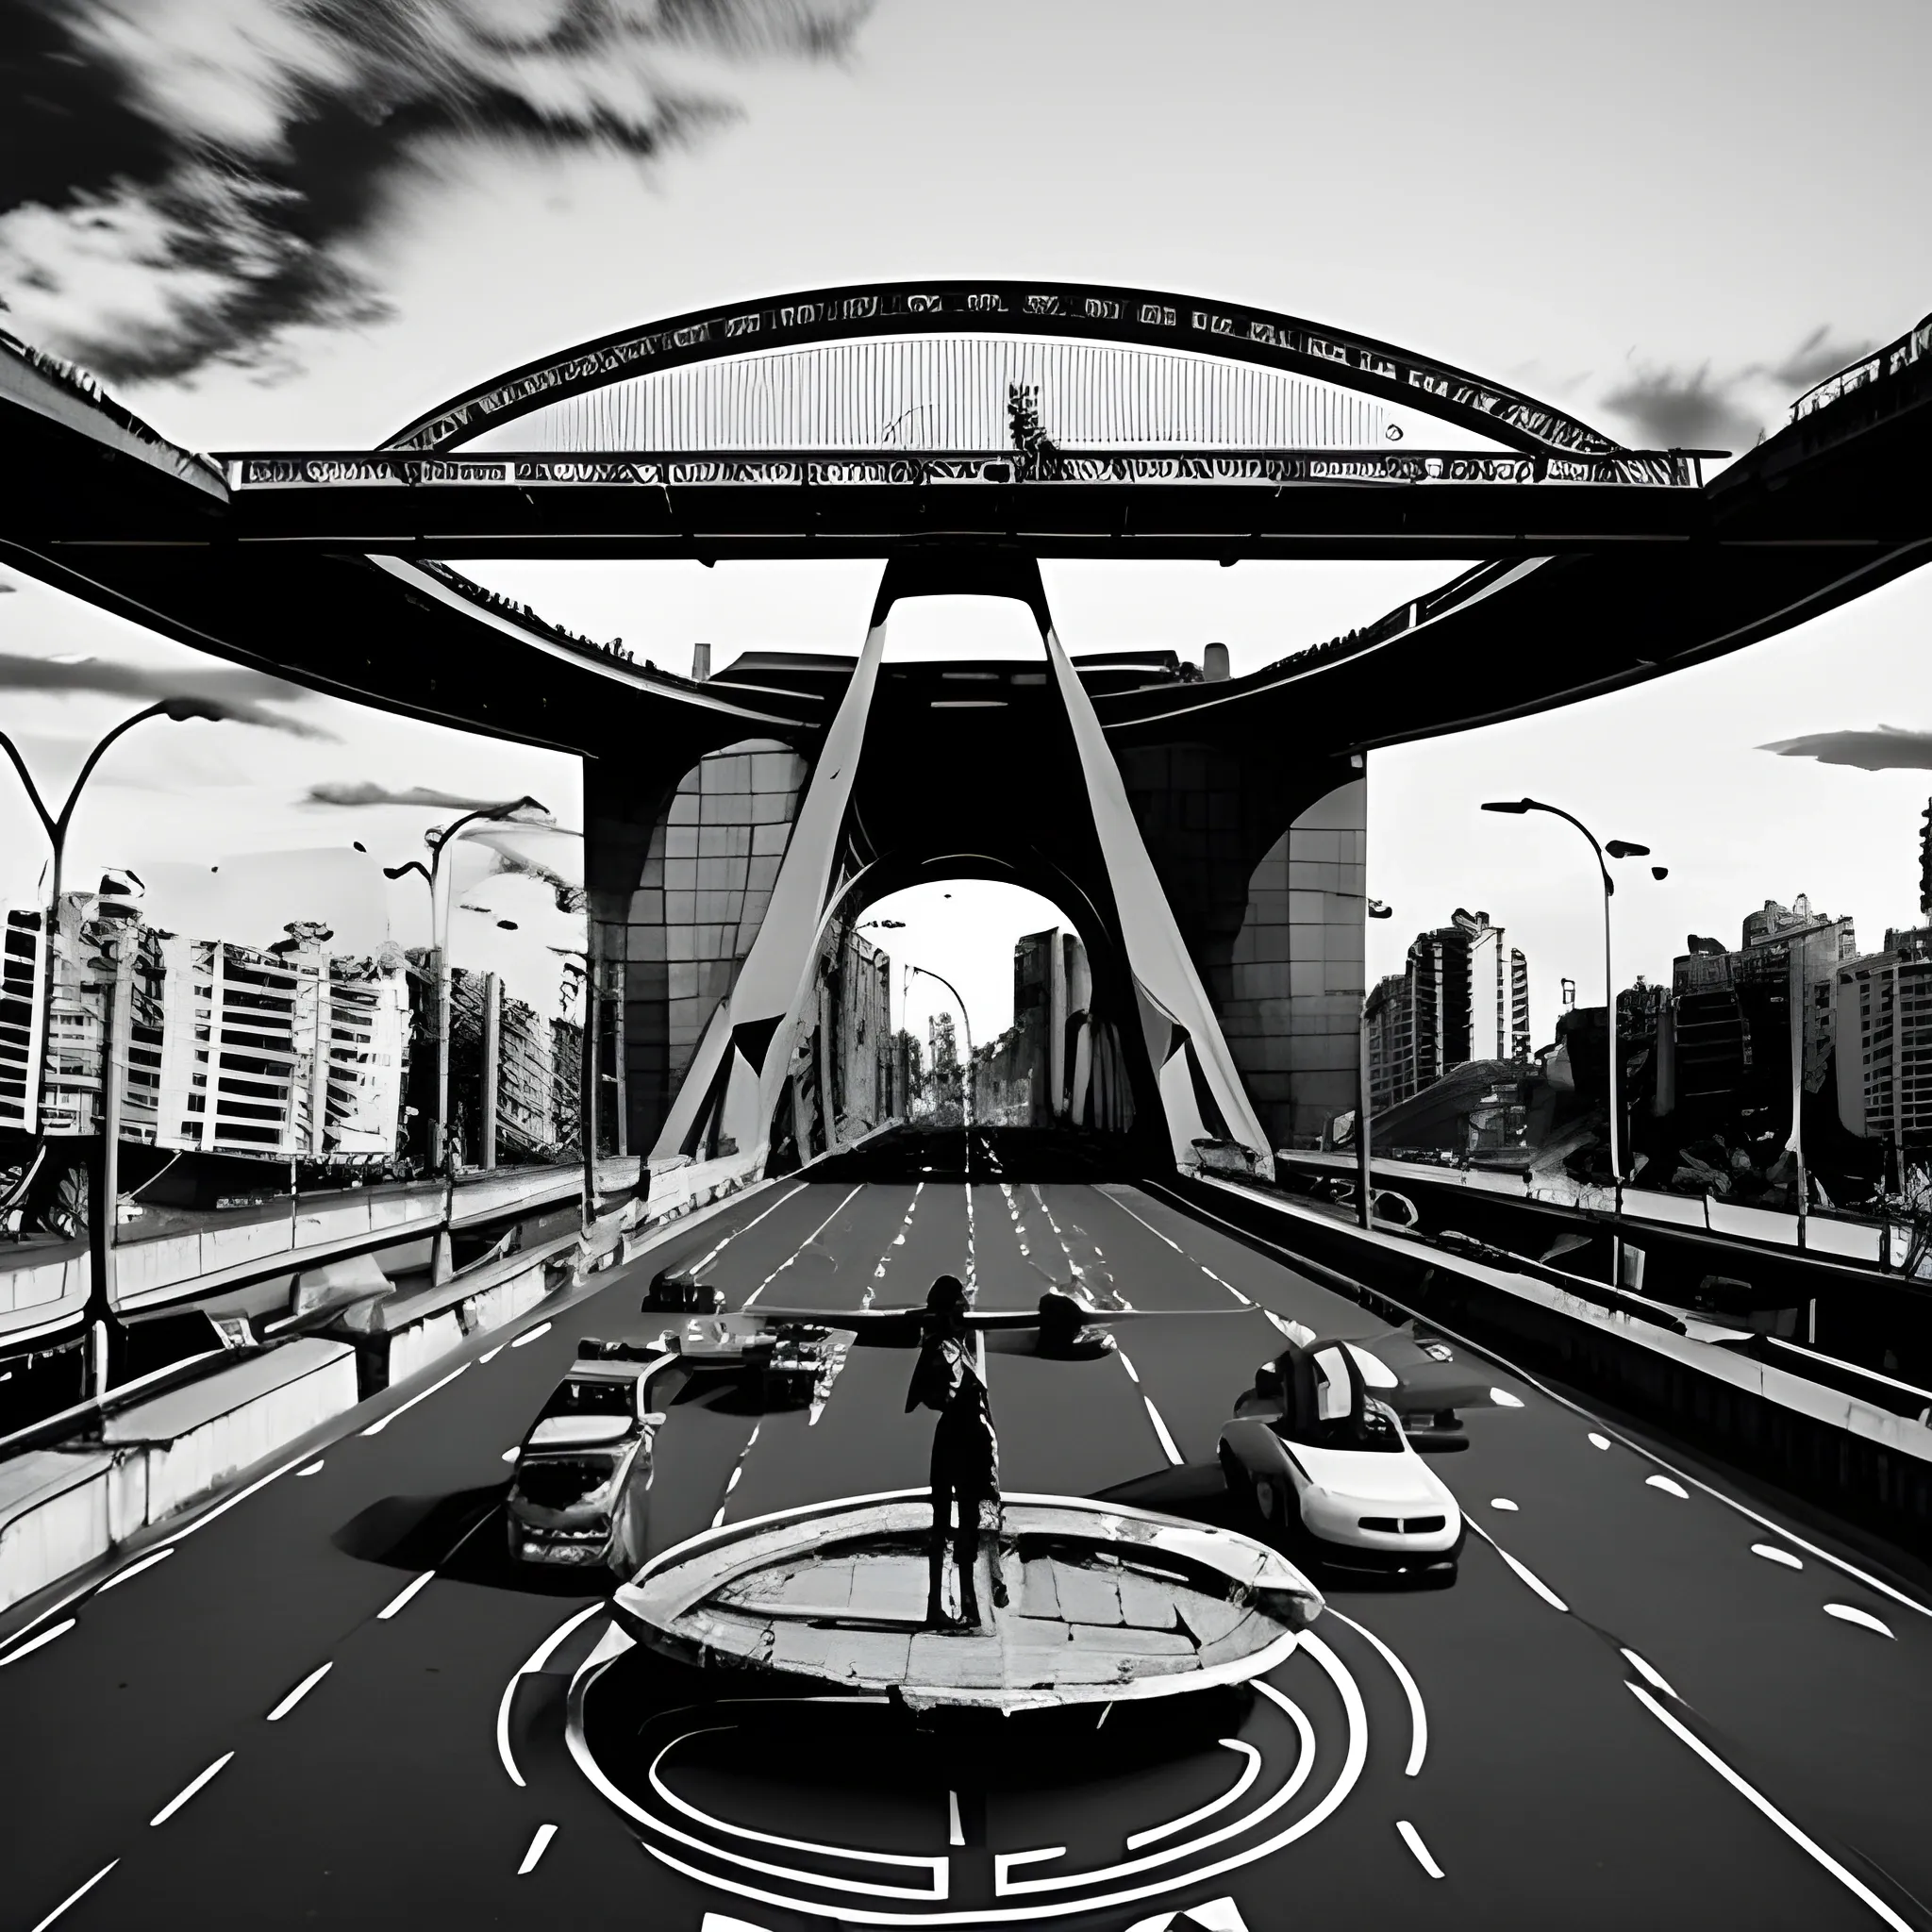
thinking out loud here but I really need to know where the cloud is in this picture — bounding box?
[1766,325,1875,392]
[1600,361,1764,453]
[0,0,874,384]
[470,830,587,914]
[0,649,333,736]
[1759,725,1932,772]
[1599,324,1880,452]
[305,781,541,809]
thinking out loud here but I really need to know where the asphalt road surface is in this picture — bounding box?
[6,1135,1931,1931]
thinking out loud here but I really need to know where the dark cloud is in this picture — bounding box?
[0,649,333,736]
[473,831,587,915]
[1759,725,1932,772]
[0,0,874,383]
[1766,325,1875,392]
[1600,361,1763,453]
[305,782,537,808]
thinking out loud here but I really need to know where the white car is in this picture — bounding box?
[1220,1334,1465,1584]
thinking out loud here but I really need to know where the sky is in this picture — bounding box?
[3,0,1929,1055]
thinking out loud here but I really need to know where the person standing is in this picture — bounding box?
[907,1274,1006,1629]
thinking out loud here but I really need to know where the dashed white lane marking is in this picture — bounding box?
[1489,1499,1518,1512]
[502,1446,520,1462]
[361,1360,469,1435]
[1099,1191,1250,1307]
[948,1790,964,1846]
[1588,1432,1611,1449]
[1118,1354,1140,1384]
[0,1619,75,1668]
[376,1570,436,1621]
[1396,1819,1443,1879]
[1647,1474,1690,1500]
[97,1546,175,1591]
[688,1179,809,1277]
[296,1459,325,1476]
[1142,1397,1184,1467]
[1620,1647,1680,1700]
[517,1823,558,1875]
[1489,1388,1524,1408]
[1627,1682,1916,1929]
[743,1185,865,1307]
[1466,1522,1569,1612]
[1824,1605,1895,1639]
[1325,1609,1427,1776]
[479,1344,507,1364]
[27,1859,117,1932]
[1753,1544,1803,1570]
[266,1661,332,1721]
[150,1752,234,1826]
[510,1322,553,1349]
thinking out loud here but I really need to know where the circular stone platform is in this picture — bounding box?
[611,1490,1324,1713]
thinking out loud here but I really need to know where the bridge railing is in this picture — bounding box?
[1790,312,1932,423]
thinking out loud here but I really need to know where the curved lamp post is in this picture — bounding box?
[1483,798,1665,1279]
[379,796,549,1175]
[908,962,974,1174]
[0,698,227,1398]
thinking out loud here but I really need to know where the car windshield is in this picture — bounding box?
[514,1451,621,1509]
[540,1377,636,1421]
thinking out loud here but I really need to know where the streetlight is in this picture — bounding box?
[549,943,599,1232]
[1336,891,1394,1232]
[908,963,974,1174]
[1483,797,1660,1277]
[376,795,549,1175]
[0,696,226,1399]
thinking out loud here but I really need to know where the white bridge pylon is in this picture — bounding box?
[651,583,1273,1180]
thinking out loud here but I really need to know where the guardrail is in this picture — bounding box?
[1790,312,1932,423]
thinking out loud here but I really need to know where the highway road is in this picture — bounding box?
[5,1131,1930,1931]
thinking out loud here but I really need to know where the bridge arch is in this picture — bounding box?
[385,278,1622,458]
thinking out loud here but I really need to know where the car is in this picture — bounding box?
[1219,1334,1467,1583]
[644,1264,726,1314]
[507,1337,677,1574]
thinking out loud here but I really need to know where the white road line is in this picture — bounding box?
[1824,1605,1895,1639]
[479,1344,507,1364]
[1753,1543,1804,1569]
[1466,1521,1569,1612]
[1117,1353,1140,1384]
[518,1823,558,1875]
[361,1361,469,1436]
[1396,1819,1443,1878]
[1647,1474,1690,1499]
[1100,1191,1254,1310]
[1489,1498,1519,1512]
[1142,1397,1184,1467]
[376,1570,436,1621]
[96,1546,175,1591]
[743,1185,864,1307]
[0,1618,75,1668]
[267,1661,332,1721]
[1324,1609,1427,1776]
[948,1790,964,1845]
[1489,1388,1524,1408]
[150,1751,234,1826]
[510,1322,553,1349]
[1627,1682,1915,1929]
[689,1180,810,1276]
[27,1859,117,1932]
[1620,1647,1680,1700]
[1125,1740,1261,1848]
[501,1446,520,1462]
[1156,1181,1932,1623]
[497,1604,606,1788]
[297,1459,325,1475]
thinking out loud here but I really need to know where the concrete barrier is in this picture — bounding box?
[102,1339,358,1523]
[0,1449,114,1615]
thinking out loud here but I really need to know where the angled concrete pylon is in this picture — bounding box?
[1043,621,1274,1179]
[650,601,890,1168]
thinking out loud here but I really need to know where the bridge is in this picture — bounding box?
[3,285,1932,1932]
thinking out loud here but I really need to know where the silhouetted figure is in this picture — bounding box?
[907,1274,1006,1630]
